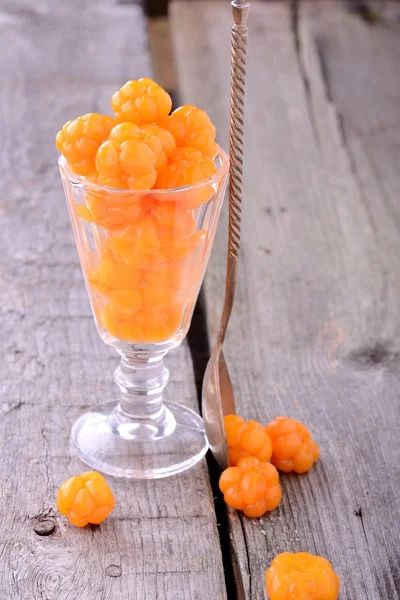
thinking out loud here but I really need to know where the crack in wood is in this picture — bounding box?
[1,400,25,416]
[290,0,321,151]
[354,507,369,543]
[238,515,252,600]
[314,35,361,184]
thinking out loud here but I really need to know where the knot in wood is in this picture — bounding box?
[34,518,56,536]
[105,564,122,578]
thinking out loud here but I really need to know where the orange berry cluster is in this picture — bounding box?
[225,415,319,474]
[219,457,282,518]
[266,552,340,600]
[224,415,273,465]
[56,471,115,527]
[220,415,320,518]
[266,416,320,474]
[56,79,220,343]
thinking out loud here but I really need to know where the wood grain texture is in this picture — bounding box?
[0,2,227,599]
[171,1,400,598]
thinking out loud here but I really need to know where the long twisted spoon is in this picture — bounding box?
[202,0,250,469]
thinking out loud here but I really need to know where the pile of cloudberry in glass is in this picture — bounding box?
[56,78,219,343]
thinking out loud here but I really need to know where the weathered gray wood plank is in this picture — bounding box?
[0,2,227,599]
[171,1,400,598]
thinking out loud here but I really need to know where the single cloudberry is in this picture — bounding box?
[109,122,168,172]
[103,301,182,343]
[109,121,141,142]
[265,552,340,600]
[151,202,197,241]
[135,215,162,254]
[102,304,144,341]
[156,147,216,208]
[89,254,142,292]
[219,456,281,518]
[224,414,273,466]
[111,78,172,126]
[105,233,151,269]
[162,229,206,261]
[157,147,215,188]
[56,471,115,527]
[82,192,144,230]
[159,105,217,159]
[95,136,159,191]
[137,303,183,342]
[108,288,143,316]
[141,124,177,158]
[266,416,320,474]
[141,284,175,309]
[56,113,114,176]
[75,204,94,222]
[143,261,188,289]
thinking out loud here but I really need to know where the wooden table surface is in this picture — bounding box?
[1,0,399,598]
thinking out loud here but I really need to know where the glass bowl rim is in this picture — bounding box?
[58,145,229,195]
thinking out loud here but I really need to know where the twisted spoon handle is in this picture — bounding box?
[217,0,250,346]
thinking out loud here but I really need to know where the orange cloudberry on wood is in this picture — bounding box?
[56,471,115,527]
[224,414,273,465]
[266,416,320,474]
[219,456,281,518]
[265,552,340,600]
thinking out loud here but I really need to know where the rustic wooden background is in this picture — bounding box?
[0,0,399,598]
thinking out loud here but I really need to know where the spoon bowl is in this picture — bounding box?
[203,345,235,469]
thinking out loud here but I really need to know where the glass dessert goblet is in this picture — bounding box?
[59,148,229,479]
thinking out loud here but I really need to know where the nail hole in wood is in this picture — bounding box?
[105,564,122,578]
[34,519,56,536]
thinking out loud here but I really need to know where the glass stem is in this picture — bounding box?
[115,352,170,421]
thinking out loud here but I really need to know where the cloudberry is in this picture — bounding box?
[56,113,114,176]
[56,471,115,527]
[95,137,158,191]
[103,301,182,343]
[266,416,320,474]
[105,234,151,269]
[109,122,168,171]
[224,415,273,466]
[159,105,217,158]
[162,229,206,261]
[89,254,142,292]
[156,147,216,208]
[112,78,172,126]
[82,191,144,230]
[219,456,281,518]
[141,124,177,158]
[265,552,340,600]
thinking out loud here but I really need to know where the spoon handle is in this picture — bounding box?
[217,0,250,346]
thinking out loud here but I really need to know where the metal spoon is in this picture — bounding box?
[202,0,250,470]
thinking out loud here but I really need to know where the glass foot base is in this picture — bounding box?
[71,401,209,479]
